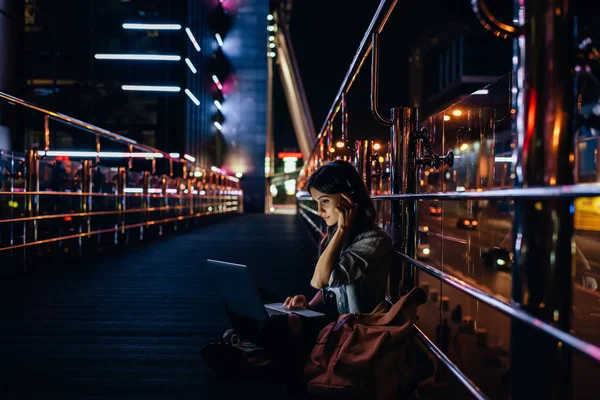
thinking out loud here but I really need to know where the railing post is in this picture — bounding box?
[389,107,419,301]
[355,140,372,194]
[116,167,126,245]
[511,1,574,399]
[141,171,150,240]
[80,159,92,253]
[24,149,39,267]
[160,174,168,236]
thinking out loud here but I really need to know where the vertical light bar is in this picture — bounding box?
[184,89,200,106]
[185,58,197,74]
[212,75,223,90]
[214,100,223,110]
[185,28,201,52]
[215,33,224,47]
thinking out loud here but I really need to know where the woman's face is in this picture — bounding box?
[310,187,342,227]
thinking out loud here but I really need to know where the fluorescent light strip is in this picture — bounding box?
[211,75,223,90]
[122,23,181,30]
[495,156,513,163]
[211,166,222,173]
[184,154,196,162]
[214,100,223,110]
[38,151,163,158]
[185,58,197,74]
[169,152,180,158]
[472,89,489,95]
[185,28,201,51]
[124,188,143,194]
[166,188,178,194]
[215,33,224,47]
[95,54,181,61]
[185,89,200,106]
[122,85,180,92]
[214,121,222,130]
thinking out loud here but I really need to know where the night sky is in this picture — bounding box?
[273,0,476,155]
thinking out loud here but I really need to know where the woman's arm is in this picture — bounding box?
[310,227,348,288]
[308,289,324,309]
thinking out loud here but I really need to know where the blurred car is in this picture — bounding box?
[428,205,442,217]
[482,247,513,270]
[457,217,478,230]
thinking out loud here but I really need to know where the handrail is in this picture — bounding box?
[395,251,600,364]
[469,0,519,39]
[315,0,398,140]
[0,91,172,158]
[414,325,489,400]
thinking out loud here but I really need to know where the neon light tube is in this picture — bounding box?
[122,85,180,92]
[185,28,201,51]
[95,54,180,61]
[122,23,181,30]
[214,121,222,130]
[184,154,196,162]
[185,58,197,73]
[215,33,224,47]
[211,75,223,90]
[185,89,200,106]
[214,100,223,110]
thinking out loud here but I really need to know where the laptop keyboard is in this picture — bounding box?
[266,308,288,318]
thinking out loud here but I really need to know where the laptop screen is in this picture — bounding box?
[206,259,268,322]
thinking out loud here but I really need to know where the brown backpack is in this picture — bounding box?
[303,287,428,399]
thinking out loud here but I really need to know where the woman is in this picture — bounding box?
[284,159,393,323]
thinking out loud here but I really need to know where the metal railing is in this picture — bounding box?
[0,91,242,268]
[296,0,599,399]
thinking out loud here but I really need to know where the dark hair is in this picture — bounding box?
[306,160,376,253]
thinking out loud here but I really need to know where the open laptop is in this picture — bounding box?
[206,259,326,326]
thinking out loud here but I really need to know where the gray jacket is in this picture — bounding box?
[325,227,393,315]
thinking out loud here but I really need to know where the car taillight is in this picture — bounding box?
[472,221,479,226]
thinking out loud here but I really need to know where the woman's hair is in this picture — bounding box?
[307,160,376,253]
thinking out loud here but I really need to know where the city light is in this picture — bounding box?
[183,154,196,162]
[460,143,469,151]
[373,143,381,150]
[452,109,463,117]
[269,36,275,41]
[267,14,274,21]
[212,75,223,90]
[122,23,181,30]
[122,85,181,92]
[214,121,223,130]
[184,89,200,106]
[95,54,181,61]
[267,26,275,32]
[268,52,276,58]
[215,33,224,47]
[185,58,197,73]
[235,172,243,178]
[335,141,345,148]
[472,89,489,95]
[269,43,276,49]
[214,100,223,110]
[211,166,222,173]
[443,115,451,121]
[185,28,201,51]
[169,153,180,158]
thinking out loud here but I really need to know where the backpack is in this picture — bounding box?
[303,286,428,399]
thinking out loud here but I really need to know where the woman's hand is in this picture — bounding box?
[336,193,357,232]
[283,294,309,309]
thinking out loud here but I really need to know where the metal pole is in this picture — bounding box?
[80,160,92,253]
[116,167,126,245]
[511,1,574,399]
[389,108,418,300]
[25,149,39,267]
[141,171,150,240]
[44,115,50,152]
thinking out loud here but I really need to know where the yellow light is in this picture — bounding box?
[335,141,345,148]
[378,156,384,163]
[373,143,381,151]
[329,147,336,153]
[443,115,451,121]
[460,143,469,151]
[452,109,463,117]
[422,248,431,255]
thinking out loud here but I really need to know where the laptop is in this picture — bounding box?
[206,259,326,326]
